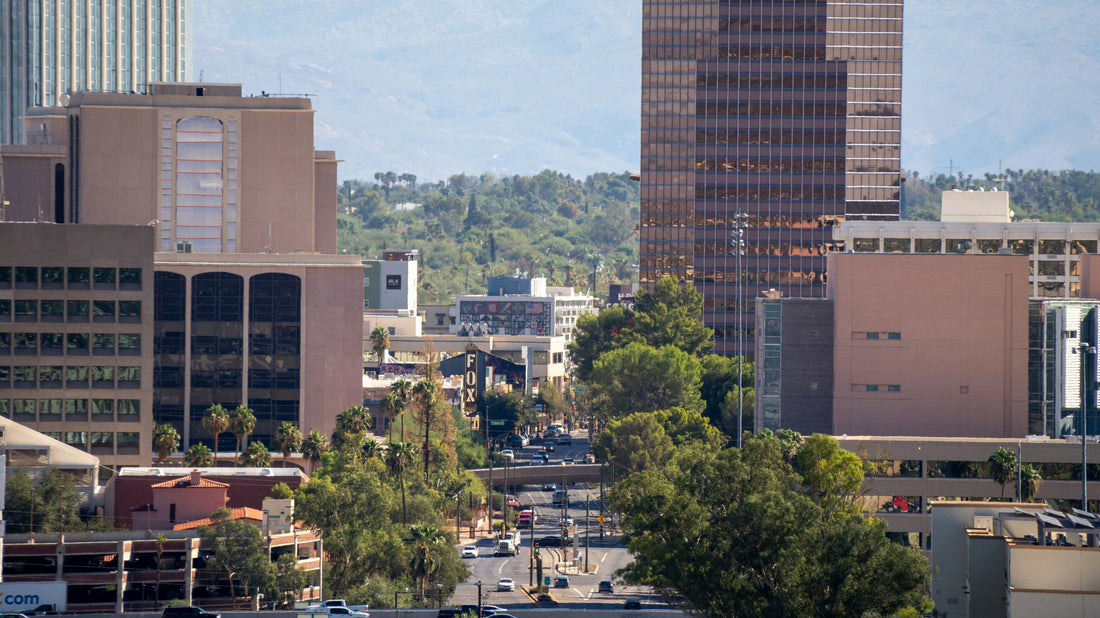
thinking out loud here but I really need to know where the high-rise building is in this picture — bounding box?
[639,0,903,354]
[1,0,191,144]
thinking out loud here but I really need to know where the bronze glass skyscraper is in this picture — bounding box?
[640,0,903,354]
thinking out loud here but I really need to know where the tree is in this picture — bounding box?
[153,422,181,463]
[275,421,303,467]
[241,441,273,467]
[793,433,866,517]
[1020,463,1042,502]
[610,434,931,617]
[3,468,85,533]
[568,304,641,382]
[391,378,414,440]
[301,429,330,474]
[588,342,704,420]
[272,553,309,608]
[630,276,714,356]
[381,392,402,443]
[202,404,231,465]
[199,519,275,608]
[185,443,215,467]
[370,326,390,363]
[407,524,446,602]
[333,405,373,455]
[988,447,1017,500]
[388,441,417,524]
[412,379,439,482]
[228,406,257,467]
[594,412,676,476]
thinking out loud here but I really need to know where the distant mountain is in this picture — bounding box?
[192,0,1100,182]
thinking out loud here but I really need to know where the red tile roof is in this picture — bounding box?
[172,506,264,531]
[151,474,230,489]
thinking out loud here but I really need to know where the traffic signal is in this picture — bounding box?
[533,543,540,557]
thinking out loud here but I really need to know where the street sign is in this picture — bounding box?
[543,576,551,586]
[573,387,586,393]
[489,420,506,426]
[598,515,605,524]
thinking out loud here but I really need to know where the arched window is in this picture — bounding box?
[175,117,224,253]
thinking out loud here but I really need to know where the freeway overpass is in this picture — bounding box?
[470,463,605,487]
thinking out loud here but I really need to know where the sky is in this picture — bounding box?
[191,0,1100,184]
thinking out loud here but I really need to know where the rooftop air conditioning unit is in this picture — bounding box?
[176,241,192,253]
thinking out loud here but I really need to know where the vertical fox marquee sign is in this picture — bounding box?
[463,344,480,417]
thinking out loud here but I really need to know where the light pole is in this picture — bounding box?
[731,213,748,447]
[1082,343,1093,510]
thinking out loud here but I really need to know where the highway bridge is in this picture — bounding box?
[469,463,605,487]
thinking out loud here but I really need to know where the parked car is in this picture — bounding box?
[598,579,614,593]
[497,578,516,592]
[624,597,642,610]
[480,604,508,615]
[501,449,514,461]
[554,575,570,589]
[162,608,221,618]
[461,545,479,558]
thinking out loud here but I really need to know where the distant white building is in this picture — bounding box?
[452,275,597,343]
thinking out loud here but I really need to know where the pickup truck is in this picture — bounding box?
[305,600,369,618]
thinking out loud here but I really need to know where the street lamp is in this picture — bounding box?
[731,213,749,447]
[1081,343,1094,510]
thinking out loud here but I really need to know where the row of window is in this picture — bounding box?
[852,237,1099,256]
[0,266,142,290]
[0,332,142,355]
[39,430,142,454]
[857,331,902,341]
[1,397,141,419]
[693,101,896,118]
[0,365,141,389]
[855,384,902,392]
[0,299,142,322]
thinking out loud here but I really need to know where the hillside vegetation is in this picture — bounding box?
[336,170,639,304]
[902,169,1100,222]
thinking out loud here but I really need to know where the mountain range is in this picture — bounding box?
[192,0,1100,182]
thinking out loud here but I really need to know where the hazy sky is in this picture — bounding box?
[192,0,1100,182]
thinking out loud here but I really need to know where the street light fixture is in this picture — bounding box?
[1080,343,1094,510]
[731,212,749,447]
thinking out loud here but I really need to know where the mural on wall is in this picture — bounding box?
[458,301,551,335]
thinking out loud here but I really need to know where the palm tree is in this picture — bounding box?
[381,392,401,443]
[152,423,180,464]
[275,421,303,467]
[202,404,230,466]
[333,405,373,453]
[370,326,390,363]
[988,447,1017,500]
[392,378,414,440]
[362,439,383,460]
[407,524,446,601]
[412,380,438,482]
[241,441,272,467]
[184,443,214,467]
[388,441,417,523]
[302,429,330,474]
[228,405,257,467]
[1020,464,1042,502]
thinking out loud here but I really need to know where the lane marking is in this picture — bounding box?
[601,551,608,563]
[498,559,511,574]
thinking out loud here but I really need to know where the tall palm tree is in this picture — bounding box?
[412,380,438,482]
[275,421,303,467]
[362,439,383,460]
[301,429,330,474]
[201,404,230,466]
[407,524,446,601]
[988,447,1017,500]
[392,378,413,440]
[152,423,180,464]
[228,405,257,467]
[184,443,214,467]
[381,392,401,443]
[370,326,390,363]
[388,441,417,523]
[1020,463,1042,502]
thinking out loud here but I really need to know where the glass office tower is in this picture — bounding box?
[0,0,191,144]
[639,0,903,355]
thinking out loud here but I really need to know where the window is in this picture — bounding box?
[117,431,141,452]
[866,384,880,392]
[117,399,140,419]
[866,332,880,340]
[66,365,88,387]
[887,332,901,340]
[0,333,9,354]
[39,366,62,388]
[118,300,141,322]
[117,366,140,388]
[0,299,9,322]
[13,399,37,417]
[67,333,89,354]
[41,267,64,289]
[13,366,37,388]
[93,267,116,289]
[0,398,8,416]
[65,431,88,449]
[39,399,62,420]
[91,431,114,453]
[91,366,115,387]
[93,300,116,322]
[93,333,116,355]
[0,266,10,289]
[15,266,38,288]
[15,300,38,322]
[119,267,142,290]
[68,300,90,322]
[388,327,396,335]
[66,399,89,420]
[887,384,901,392]
[118,334,141,355]
[92,399,115,417]
[68,267,90,289]
[41,299,64,321]
[40,333,63,355]
[14,332,37,354]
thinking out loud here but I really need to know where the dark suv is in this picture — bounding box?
[162,608,221,618]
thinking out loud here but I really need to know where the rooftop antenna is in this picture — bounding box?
[992,159,1007,190]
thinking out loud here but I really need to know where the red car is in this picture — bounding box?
[505,494,519,508]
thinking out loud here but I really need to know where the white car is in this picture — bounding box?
[461,545,479,558]
[497,577,516,592]
[501,449,514,461]
[559,515,575,527]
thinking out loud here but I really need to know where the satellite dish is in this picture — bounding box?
[58,94,70,105]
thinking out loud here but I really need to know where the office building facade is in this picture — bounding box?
[1,0,191,144]
[639,0,903,354]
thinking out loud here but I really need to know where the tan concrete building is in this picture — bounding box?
[2,83,363,456]
[1,223,155,470]
[829,253,1030,438]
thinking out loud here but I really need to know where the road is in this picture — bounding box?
[449,437,676,613]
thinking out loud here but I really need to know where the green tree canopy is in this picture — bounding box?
[610,434,931,617]
[199,519,275,608]
[588,342,704,420]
